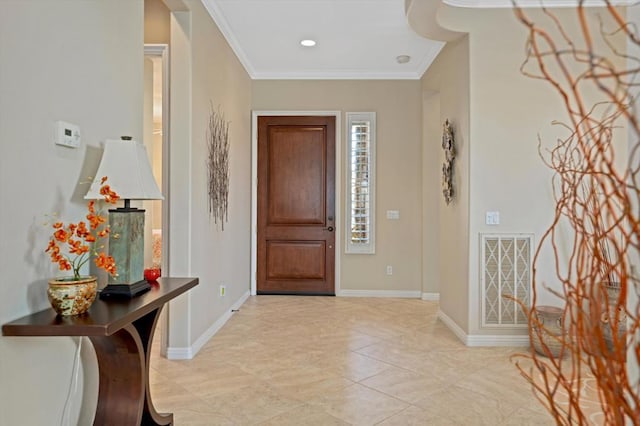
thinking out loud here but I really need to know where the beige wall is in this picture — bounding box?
[145,0,170,44]
[164,0,253,349]
[432,5,628,336]
[421,36,471,330]
[0,1,144,424]
[422,91,440,296]
[143,57,155,268]
[187,0,252,343]
[627,2,639,388]
[143,0,167,239]
[252,80,423,294]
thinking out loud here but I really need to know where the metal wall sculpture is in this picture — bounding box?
[207,103,230,230]
[442,119,455,205]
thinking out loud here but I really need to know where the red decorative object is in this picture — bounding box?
[144,268,161,282]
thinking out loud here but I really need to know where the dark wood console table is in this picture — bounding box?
[2,277,198,426]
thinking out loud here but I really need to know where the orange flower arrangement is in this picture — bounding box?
[46,177,120,281]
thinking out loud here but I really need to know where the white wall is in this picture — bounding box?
[0,1,143,424]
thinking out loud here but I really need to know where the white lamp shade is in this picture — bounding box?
[85,139,164,200]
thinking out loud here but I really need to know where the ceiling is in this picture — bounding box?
[199,0,637,80]
[200,0,445,80]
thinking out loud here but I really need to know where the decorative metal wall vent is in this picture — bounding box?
[481,234,533,327]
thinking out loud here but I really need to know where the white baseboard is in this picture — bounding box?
[466,334,530,347]
[338,289,422,298]
[165,346,192,360]
[437,309,530,347]
[166,290,250,360]
[437,309,467,343]
[421,292,440,301]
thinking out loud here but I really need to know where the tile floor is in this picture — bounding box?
[149,296,556,425]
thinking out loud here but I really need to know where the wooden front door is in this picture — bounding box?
[257,115,336,295]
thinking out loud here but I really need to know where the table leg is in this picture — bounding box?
[90,324,145,425]
[137,307,173,426]
[89,307,173,426]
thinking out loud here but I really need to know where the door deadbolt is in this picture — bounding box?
[327,226,334,232]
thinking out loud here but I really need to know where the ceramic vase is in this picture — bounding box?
[47,276,97,316]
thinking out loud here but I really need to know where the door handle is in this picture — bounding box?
[326,226,334,232]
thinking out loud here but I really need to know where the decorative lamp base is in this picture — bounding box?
[99,280,151,299]
[108,207,145,286]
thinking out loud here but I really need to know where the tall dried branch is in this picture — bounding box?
[510,2,640,424]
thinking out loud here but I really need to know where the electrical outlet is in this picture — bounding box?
[386,265,393,275]
[219,285,226,297]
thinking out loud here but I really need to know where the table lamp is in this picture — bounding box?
[85,137,164,298]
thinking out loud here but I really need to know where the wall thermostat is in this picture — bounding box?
[55,121,81,148]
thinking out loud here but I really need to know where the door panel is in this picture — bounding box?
[267,128,325,225]
[266,241,326,280]
[257,115,335,295]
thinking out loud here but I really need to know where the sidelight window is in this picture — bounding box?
[346,112,375,254]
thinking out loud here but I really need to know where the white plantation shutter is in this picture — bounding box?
[346,112,375,254]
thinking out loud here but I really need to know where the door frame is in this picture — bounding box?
[251,111,341,296]
[144,43,170,355]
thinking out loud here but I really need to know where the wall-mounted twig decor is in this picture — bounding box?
[207,102,230,230]
[442,119,455,205]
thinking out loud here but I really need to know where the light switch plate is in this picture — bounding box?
[486,211,500,225]
[55,121,81,148]
[386,210,400,220]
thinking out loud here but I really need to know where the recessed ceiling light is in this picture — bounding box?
[396,55,411,64]
[300,39,316,47]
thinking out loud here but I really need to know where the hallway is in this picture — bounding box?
[149,296,555,425]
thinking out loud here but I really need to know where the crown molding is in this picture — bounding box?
[252,70,426,80]
[200,0,257,78]
[443,0,637,8]
[415,42,446,78]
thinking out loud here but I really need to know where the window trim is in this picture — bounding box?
[345,112,376,254]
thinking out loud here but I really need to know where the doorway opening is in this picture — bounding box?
[144,43,169,353]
